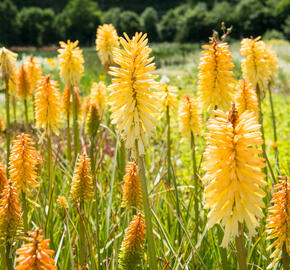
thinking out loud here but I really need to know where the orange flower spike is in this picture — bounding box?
[0,163,8,197]
[235,79,259,117]
[119,214,146,270]
[266,176,290,269]
[16,63,31,100]
[122,162,143,210]
[0,182,22,241]
[9,133,39,193]
[34,75,61,135]
[0,115,5,133]
[15,229,57,270]
[70,153,94,202]
[24,56,42,93]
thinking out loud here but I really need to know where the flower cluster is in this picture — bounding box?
[109,32,159,156]
[204,105,266,247]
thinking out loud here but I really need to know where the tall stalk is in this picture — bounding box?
[45,129,54,235]
[166,106,181,243]
[24,98,29,133]
[66,110,72,163]
[282,243,289,270]
[4,78,10,176]
[31,94,38,147]
[79,200,86,268]
[166,106,171,186]
[70,84,79,161]
[191,131,199,240]
[21,191,28,234]
[268,83,279,172]
[136,143,157,270]
[5,241,13,270]
[256,86,267,179]
[235,223,248,270]
[12,94,17,133]
[89,135,100,269]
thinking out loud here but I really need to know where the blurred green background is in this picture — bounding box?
[1,0,290,46]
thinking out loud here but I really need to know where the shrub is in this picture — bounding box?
[17,7,56,46]
[233,0,276,38]
[0,0,19,46]
[61,0,102,45]
[102,7,122,34]
[206,1,233,30]
[175,3,210,42]
[283,15,290,40]
[140,7,159,41]
[263,29,285,40]
[119,11,141,37]
[159,9,179,42]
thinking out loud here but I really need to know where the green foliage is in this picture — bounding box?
[264,29,285,40]
[159,9,178,42]
[61,0,101,44]
[0,0,18,46]
[233,0,276,37]
[283,15,290,40]
[140,7,159,41]
[119,11,141,37]
[102,7,122,34]
[175,3,210,42]
[17,7,56,46]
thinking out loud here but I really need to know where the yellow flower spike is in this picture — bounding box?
[82,96,91,123]
[0,163,8,197]
[119,214,146,270]
[90,81,107,116]
[241,37,270,96]
[264,46,279,84]
[0,47,17,82]
[62,85,71,114]
[57,196,69,210]
[15,229,57,270]
[109,32,159,156]
[235,79,259,117]
[96,24,119,70]
[58,40,84,87]
[35,75,61,135]
[198,37,235,111]
[121,162,143,210]
[203,104,267,247]
[24,56,42,93]
[9,133,39,193]
[266,176,289,269]
[71,153,94,202]
[0,115,5,133]
[86,102,100,138]
[45,57,57,68]
[8,70,17,97]
[178,94,202,139]
[0,181,22,241]
[16,63,31,100]
[158,83,178,112]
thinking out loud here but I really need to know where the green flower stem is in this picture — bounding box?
[70,84,79,161]
[268,83,279,172]
[21,191,28,234]
[191,131,199,240]
[282,243,289,270]
[79,200,86,268]
[5,241,13,270]
[4,78,10,176]
[12,94,17,133]
[24,98,29,133]
[136,142,157,270]
[66,110,72,164]
[235,223,248,270]
[166,106,171,186]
